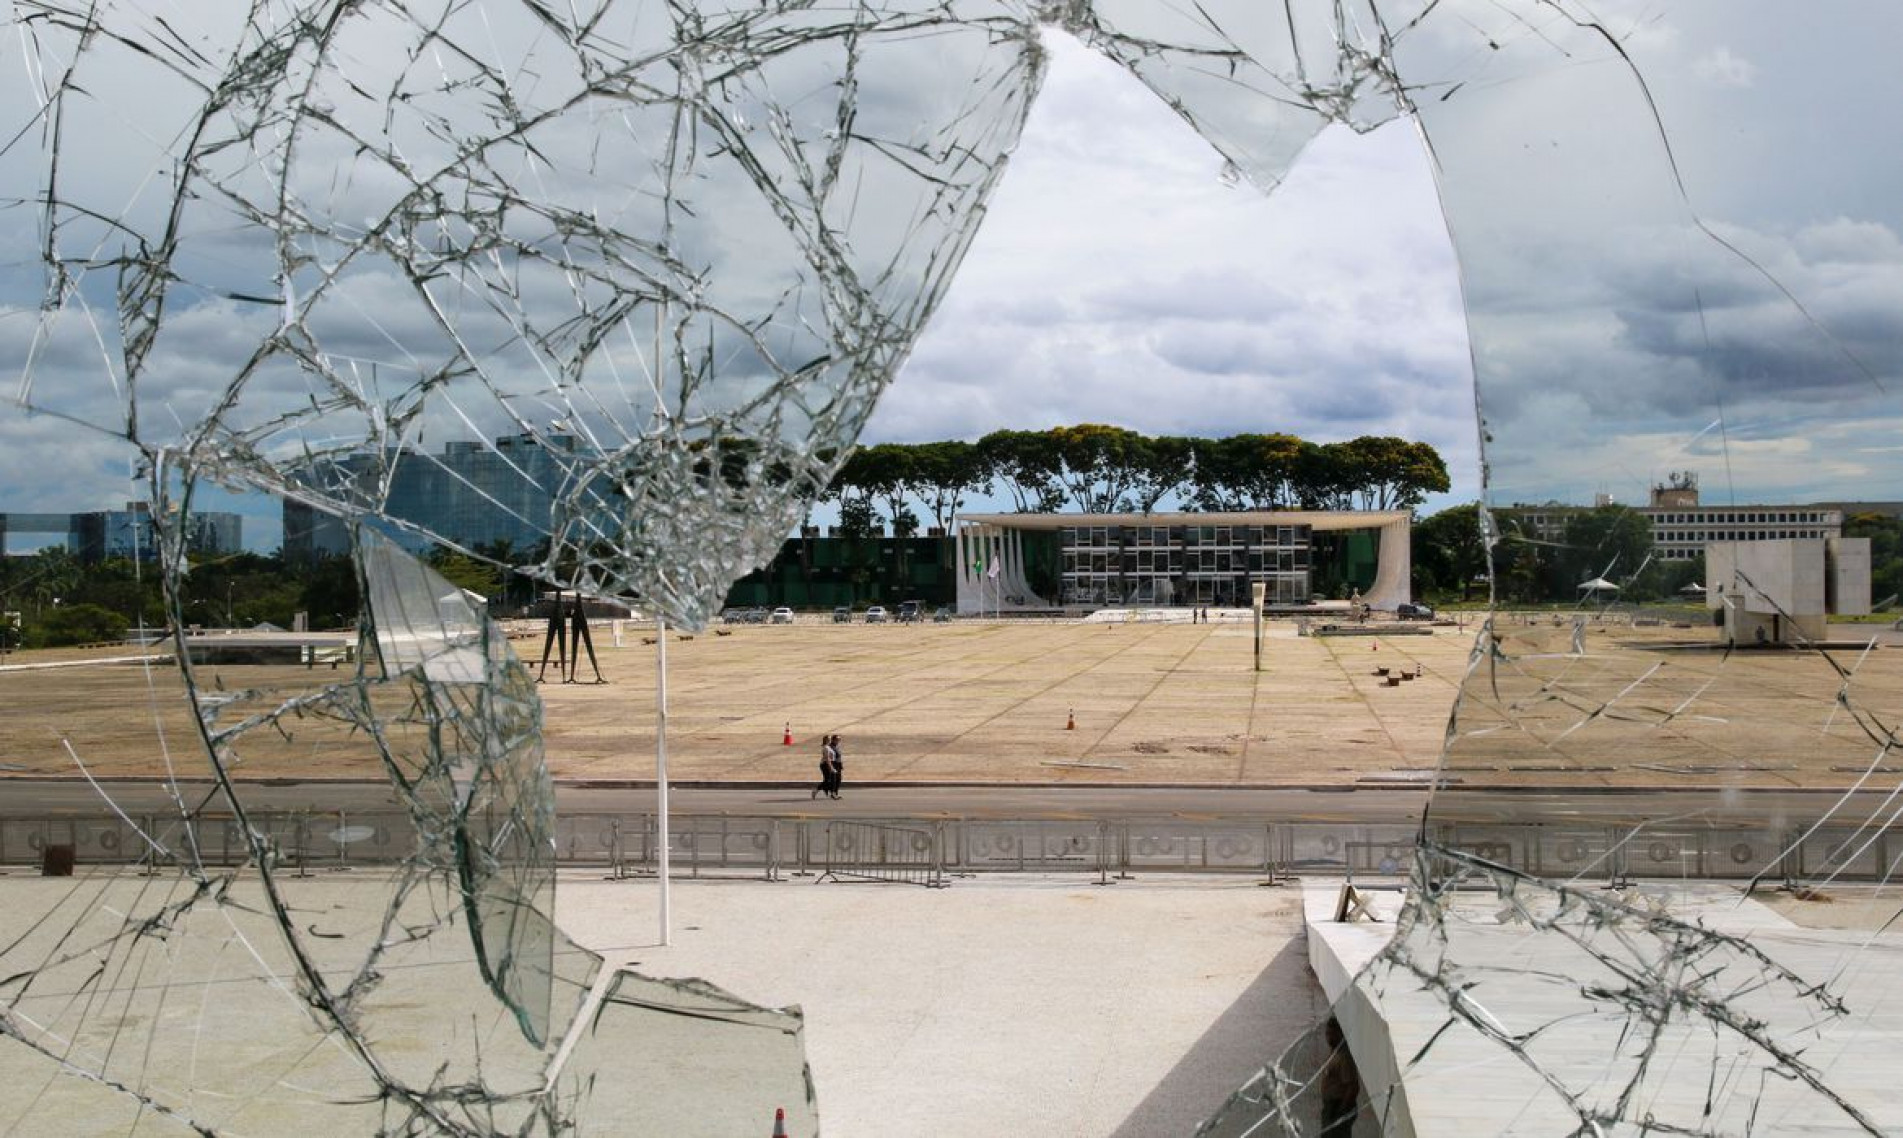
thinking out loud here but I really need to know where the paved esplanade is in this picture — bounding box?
[0,617,1465,785]
[6,614,1902,828]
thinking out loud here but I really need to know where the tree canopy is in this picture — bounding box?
[819,427,1452,532]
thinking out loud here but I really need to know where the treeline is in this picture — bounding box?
[1412,502,1700,603]
[824,426,1450,536]
[0,544,536,648]
[1847,513,1903,605]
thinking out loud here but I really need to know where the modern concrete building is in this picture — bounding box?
[1509,477,1844,563]
[0,503,242,561]
[953,511,1412,614]
[1708,537,1871,644]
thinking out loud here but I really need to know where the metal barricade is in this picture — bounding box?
[0,812,1892,889]
[817,820,945,887]
[573,814,785,882]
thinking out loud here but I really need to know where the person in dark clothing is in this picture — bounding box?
[812,735,835,800]
[828,734,845,799]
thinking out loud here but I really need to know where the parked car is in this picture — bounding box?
[864,606,888,623]
[933,607,953,623]
[897,600,923,623]
[770,607,794,624]
[832,606,851,623]
[1396,602,1436,620]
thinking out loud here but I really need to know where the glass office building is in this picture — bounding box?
[1057,522,1313,607]
[283,434,575,560]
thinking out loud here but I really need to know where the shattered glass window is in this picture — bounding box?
[4,0,1902,1133]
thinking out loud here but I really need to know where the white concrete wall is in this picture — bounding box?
[1828,536,1873,615]
[1707,539,1841,643]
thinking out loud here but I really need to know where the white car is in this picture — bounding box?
[864,606,888,623]
[770,607,794,624]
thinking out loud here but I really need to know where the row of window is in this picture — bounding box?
[1062,549,1310,574]
[1657,529,1825,544]
[1059,525,1311,550]
[1652,511,1830,526]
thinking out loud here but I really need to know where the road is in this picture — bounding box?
[0,778,1890,828]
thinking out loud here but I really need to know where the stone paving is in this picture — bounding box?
[4,614,1899,794]
[0,616,1473,785]
[555,872,1321,1137]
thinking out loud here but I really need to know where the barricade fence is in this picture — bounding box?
[0,814,1879,887]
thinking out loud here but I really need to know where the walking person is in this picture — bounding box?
[812,734,835,800]
[829,734,845,799]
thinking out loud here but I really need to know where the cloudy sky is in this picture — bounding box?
[4,3,1901,555]
[862,31,1478,503]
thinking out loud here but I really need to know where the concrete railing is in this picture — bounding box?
[0,814,1869,888]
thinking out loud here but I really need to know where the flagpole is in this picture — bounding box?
[655,615,671,946]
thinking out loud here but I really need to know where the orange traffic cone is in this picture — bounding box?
[771,1107,788,1137]
[1066,708,1075,731]
[782,722,793,746]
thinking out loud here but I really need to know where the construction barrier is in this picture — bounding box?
[0,814,1876,890]
[817,820,945,887]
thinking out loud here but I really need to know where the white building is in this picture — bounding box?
[953,511,1412,614]
[1707,538,1870,645]
[1508,477,1844,564]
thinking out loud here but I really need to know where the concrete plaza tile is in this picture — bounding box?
[556,872,1324,1137]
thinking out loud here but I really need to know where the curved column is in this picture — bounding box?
[1363,517,1413,610]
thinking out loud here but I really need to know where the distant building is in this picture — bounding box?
[282,433,575,560]
[1708,537,1870,645]
[721,510,1409,613]
[723,533,954,611]
[1506,473,1844,563]
[954,511,1411,612]
[1814,501,1903,521]
[0,503,242,562]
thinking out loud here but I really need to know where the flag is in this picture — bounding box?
[987,557,1001,579]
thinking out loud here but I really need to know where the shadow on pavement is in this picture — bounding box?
[1107,931,1326,1137]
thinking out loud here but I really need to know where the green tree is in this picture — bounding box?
[9,547,82,617]
[1189,433,1314,511]
[835,444,918,534]
[837,497,879,539]
[25,602,129,648]
[908,440,990,531]
[1554,507,1654,599]
[1320,436,1450,511]
[1049,423,1146,513]
[1489,531,1553,604]
[298,555,361,629]
[975,430,1065,513]
[1128,434,1193,512]
[1628,553,1704,603]
[1413,503,1488,600]
[428,548,504,602]
[1847,513,1903,606]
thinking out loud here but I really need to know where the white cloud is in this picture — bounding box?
[868,32,1481,508]
[1692,46,1756,88]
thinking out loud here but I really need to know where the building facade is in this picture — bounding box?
[1050,520,1316,606]
[954,511,1412,613]
[0,504,242,562]
[1709,537,1870,644]
[1507,478,1843,563]
[283,433,574,560]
